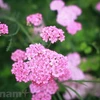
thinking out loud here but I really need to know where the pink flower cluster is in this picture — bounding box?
[67,52,81,67]
[96,2,100,11]
[62,52,93,99]
[40,26,65,43]
[50,0,82,35]
[11,49,26,61]
[0,0,10,10]
[66,21,82,35]
[26,13,43,26]
[30,78,58,100]
[0,23,8,36]
[50,0,65,12]
[67,52,84,80]
[11,43,71,100]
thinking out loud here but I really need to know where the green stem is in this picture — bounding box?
[47,42,51,48]
[65,85,83,100]
[1,16,34,43]
[16,21,34,43]
[65,88,73,99]
[52,96,57,100]
[63,79,100,83]
[56,92,63,100]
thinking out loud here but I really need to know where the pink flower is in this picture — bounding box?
[32,92,51,100]
[30,78,58,95]
[55,4,82,34]
[11,49,26,61]
[40,26,65,43]
[96,2,100,11]
[56,6,77,26]
[67,52,81,67]
[0,23,8,36]
[0,0,10,10]
[50,0,65,12]
[67,5,82,16]
[11,43,71,84]
[66,21,82,35]
[11,60,30,82]
[68,65,85,80]
[33,22,45,34]
[30,78,58,100]
[66,52,84,80]
[26,13,42,26]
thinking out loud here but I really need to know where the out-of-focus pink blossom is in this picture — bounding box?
[33,22,45,34]
[56,6,77,27]
[63,74,93,100]
[0,23,8,36]
[53,2,82,34]
[40,26,65,43]
[68,64,85,80]
[96,2,100,11]
[50,0,65,12]
[26,13,43,26]
[67,52,81,67]
[0,0,10,10]
[66,21,82,35]
[67,5,82,16]
[66,52,84,80]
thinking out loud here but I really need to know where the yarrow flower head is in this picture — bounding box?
[40,26,65,43]
[11,43,71,84]
[96,2,100,11]
[30,78,58,100]
[0,0,10,10]
[11,49,26,62]
[66,21,82,35]
[11,43,71,100]
[31,92,51,100]
[0,23,8,36]
[26,13,43,26]
[50,0,65,12]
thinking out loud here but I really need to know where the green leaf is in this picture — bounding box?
[84,47,92,54]
[56,92,63,100]
[65,85,83,100]
[80,55,100,71]
[65,79,100,83]
[6,38,13,51]
[80,42,87,51]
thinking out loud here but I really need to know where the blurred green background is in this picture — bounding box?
[0,0,100,100]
